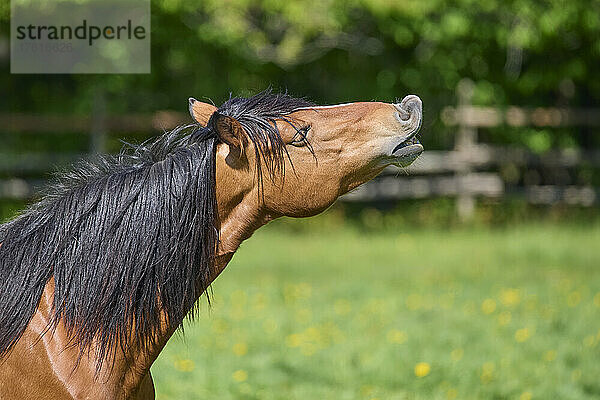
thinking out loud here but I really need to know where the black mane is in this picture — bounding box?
[0,90,312,369]
[217,90,313,178]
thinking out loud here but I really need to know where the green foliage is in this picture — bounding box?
[152,222,600,399]
[0,200,25,222]
[2,0,599,150]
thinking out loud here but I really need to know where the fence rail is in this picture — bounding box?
[1,111,187,134]
[441,106,600,128]
[1,80,599,218]
[343,80,600,214]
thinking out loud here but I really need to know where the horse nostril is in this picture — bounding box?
[396,108,410,121]
[394,95,423,132]
[396,95,422,117]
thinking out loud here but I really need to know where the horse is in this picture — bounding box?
[0,91,423,399]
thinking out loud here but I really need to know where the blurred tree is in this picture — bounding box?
[1,0,599,150]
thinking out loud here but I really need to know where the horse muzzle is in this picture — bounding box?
[391,95,423,166]
[394,95,422,136]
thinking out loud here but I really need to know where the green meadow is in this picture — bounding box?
[152,220,600,400]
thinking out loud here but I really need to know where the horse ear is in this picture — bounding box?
[188,97,218,126]
[209,112,246,151]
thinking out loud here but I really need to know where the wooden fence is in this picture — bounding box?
[343,79,600,218]
[1,80,599,218]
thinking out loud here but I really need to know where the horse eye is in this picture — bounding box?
[290,126,311,147]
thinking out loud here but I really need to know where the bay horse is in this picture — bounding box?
[0,91,423,399]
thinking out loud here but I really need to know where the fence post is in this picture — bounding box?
[455,78,476,220]
[90,89,107,154]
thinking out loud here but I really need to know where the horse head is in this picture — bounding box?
[189,93,423,218]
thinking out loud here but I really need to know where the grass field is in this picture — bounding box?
[152,220,600,400]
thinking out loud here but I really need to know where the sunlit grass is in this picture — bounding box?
[152,222,600,399]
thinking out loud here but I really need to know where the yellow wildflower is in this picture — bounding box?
[174,359,195,372]
[520,391,532,400]
[543,350,557,362]
[567,291,581,307]
[232,342,248,356]
[386,329,408,344]
[450,348,464,361]
[301,343,317,356]
[583,335,596,347]
[593,292,600,307]
[232,369,248,382]
[481,298,496,314]
[414,362,431,378]
[497,311,511,326]
[285,333,302,348]
[500,288,521,307]
[480,362,494,384]
[515,328,532,342]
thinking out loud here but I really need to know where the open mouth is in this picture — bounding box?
[391,135,424,166]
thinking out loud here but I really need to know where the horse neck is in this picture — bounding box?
[115,163,270,393]
[212,145,275,272]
